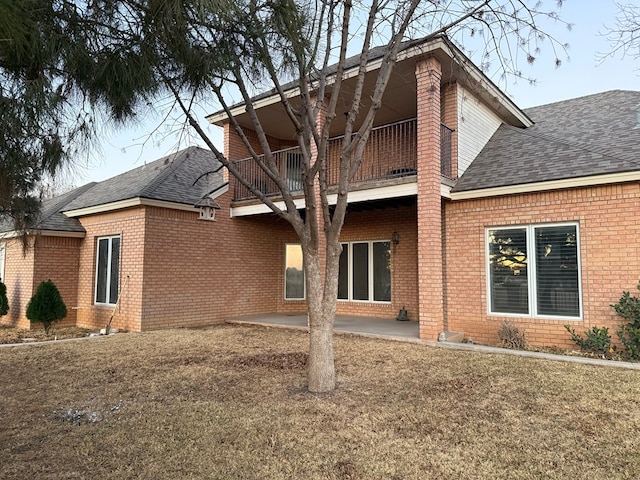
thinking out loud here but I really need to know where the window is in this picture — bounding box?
[285,244,304,300]
[95,236,120,305]
[0,242,5,283]
[487,224,581,318]
[338,241,391,302]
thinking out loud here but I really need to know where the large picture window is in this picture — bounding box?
[95,236,120,305]
[285,244,304,300]
[487,224,581,318]
[338,241,391,302]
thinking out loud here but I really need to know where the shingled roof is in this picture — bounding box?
[0,146,223,235]
[64,146,222,212]
[452,90,640,193]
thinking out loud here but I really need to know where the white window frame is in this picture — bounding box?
[284,243,305,300]
[338,240,392,303]
[94,235,121,306]
[486,222,582,319]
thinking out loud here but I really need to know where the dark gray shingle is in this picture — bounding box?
[453,90,640,192]
[1,147,223,234]
[64,146,222,211]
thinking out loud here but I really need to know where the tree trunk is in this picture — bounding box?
[304,243,337,393]
[307,306,335,393]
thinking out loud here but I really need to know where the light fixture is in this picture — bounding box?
[392,231,399,245]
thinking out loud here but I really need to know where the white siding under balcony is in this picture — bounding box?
[456,86,503,177]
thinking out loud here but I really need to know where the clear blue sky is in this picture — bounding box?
[75,0,639,185]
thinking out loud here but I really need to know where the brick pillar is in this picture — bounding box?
[441,82,459,179]
[222,122,233,185]
[416,57,444,340]
[310,100,328,285]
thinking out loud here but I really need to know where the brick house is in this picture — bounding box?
[2,36,639,348]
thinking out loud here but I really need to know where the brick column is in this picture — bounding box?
[310,100,328,285]
[222,122,234,185]
[415,57,444,340]
[441,82,459,179]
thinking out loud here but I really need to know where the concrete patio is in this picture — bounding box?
[226,313,421,342]
[226,312,640,371]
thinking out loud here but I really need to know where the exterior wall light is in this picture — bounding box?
[392,231,400,245]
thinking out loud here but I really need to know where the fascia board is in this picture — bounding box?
[64,197,200,218]
[0,230,85,240]
[450,171,640,201]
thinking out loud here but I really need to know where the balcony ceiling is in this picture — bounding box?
[236,58,420,140]
[213,42,530,141]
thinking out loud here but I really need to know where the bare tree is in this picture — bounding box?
[153,0,568,392]
[3,0,569,392]
[602,2,640,62]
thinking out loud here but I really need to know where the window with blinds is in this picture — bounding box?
[487,224,581,318]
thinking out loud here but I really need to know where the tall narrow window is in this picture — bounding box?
[535,225,580,317]
[338,241,392,303]
[285,244,304,299]
[373,241,391,301]
[352,243,369,300]
[487,224,580,318]
[338,244,349,300]
[95,236,120,305]
[488,228,529,315]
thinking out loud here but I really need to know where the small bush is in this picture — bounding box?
[0,281,8,316]
[564,325,614,356]
[26,280,67,334]
[498,321,526,349]
[612,283,640,360]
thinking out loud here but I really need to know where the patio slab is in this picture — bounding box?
[226,313,421,342]
[226,313,640,371]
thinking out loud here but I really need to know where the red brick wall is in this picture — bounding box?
[444,183,640,348]
[75,207,146,332]
[1,238,35,328]
[224,122,296,161]
[0,235,81,330]
[32,235,81,328]
[333,204,419,320]
[441,82,459,179]
[416,56,445,339]
[138,189,307,330]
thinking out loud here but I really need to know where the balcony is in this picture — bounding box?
[231,118,454,202]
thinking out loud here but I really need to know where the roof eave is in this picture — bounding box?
[63,197,202,218]
[206,36,532,128]
[0,229,86,240]
[450,170,640,200]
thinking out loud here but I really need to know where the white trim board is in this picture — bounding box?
[450,171,640,200]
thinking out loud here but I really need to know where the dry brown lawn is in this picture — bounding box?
[1,324,639,479]
[0,325,92,344]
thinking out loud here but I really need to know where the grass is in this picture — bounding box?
[1,324,639,479]
[0,324,92,344]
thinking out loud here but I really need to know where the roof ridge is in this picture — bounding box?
[139,146,198,198]
[524,89,635,111]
